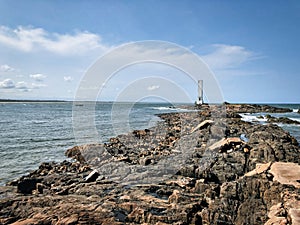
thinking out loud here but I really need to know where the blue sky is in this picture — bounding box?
[0,0,299,103]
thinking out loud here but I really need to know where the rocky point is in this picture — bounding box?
[0,104,299,225]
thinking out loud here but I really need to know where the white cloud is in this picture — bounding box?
[0,78,48,93]
[202,44,259,70]
[32,83,47,89]
[147,85,160,91]
[15,81,28,89]
[0,26,109,55]
[0,79,15,88]
[76,41,225,102]
[63,76,73,82]
[15,81,31,92]
[0,79,32,92]
[30,73,46,81]
[0,40,261,100]
[0,64,15,72]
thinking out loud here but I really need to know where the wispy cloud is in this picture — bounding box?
[0,26,109,55]
[202,44,261,70]
[30,73,46,81]
[147,85,160,91]
[15,81,28,89]
[15,81,31,92]
[0,64,15,72]
[32,83,47,89]
[63,76,73,82]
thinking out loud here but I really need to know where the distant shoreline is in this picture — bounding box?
[0,99,68,103]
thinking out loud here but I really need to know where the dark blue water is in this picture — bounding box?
[0,102,299,185]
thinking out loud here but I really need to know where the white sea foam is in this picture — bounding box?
[151,106,196,112]
[33,120,48,124]
[293,109,299,113]
[152,106,178,111]
[239,113,267,123]
[288,117,300,122]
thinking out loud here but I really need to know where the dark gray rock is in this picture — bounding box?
[17,178,41,194]
[266,114,300,124]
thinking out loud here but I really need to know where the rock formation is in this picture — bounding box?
[0,104,299,224]
[266,114,300,124]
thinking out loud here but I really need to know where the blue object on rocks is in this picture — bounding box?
[240,134,249,143]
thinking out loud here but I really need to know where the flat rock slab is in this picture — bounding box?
[208,137,245,151]
[245,162,272,177]
[190,119,214,133]
[269,162,300,188]
[289,209,300,225]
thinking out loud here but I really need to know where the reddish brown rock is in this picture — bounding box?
[245,162,272,177]
[289,209,300,225]
[269,162,300,188]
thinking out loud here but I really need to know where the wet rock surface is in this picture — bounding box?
[221,103,293,113]
[265,114,300,124]
[0,103,299,225]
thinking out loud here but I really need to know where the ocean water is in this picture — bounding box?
[240,104,300,143]
[0,102,299,186]
[0,102,190,185]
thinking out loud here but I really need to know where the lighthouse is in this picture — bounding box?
[196,80,203,105]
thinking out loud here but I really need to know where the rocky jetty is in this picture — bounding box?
[192,103,292,114]
[265,114,300,125]
[0,104,299,225]
[223,103,292,113]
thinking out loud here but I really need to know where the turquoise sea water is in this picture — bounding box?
[0,102,299,185]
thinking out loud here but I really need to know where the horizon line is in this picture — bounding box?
[0,98,299,105]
